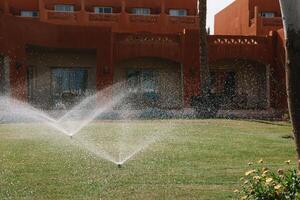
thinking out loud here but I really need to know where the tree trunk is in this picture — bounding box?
[279,0,300,170]
[198,0,210,97]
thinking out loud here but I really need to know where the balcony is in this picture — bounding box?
[46,10,79,23]
[169,16,196,25]
[128,14,159,24]
[89,13,120,23]
[262,17,283,27]
[0,5,195,33]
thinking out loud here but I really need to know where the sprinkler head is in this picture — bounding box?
[70,135,73,139]
[117,164,122,168]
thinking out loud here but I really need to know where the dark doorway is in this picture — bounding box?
[51,68,88,109]
[27,66,35,103]
[126,69,159,109]
[0,56,4,94]
[224,72,236,99]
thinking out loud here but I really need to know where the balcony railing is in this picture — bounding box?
[262,17,283,27]
[128,14,159,24]
[46,10,79,22]
[89,13,120,23]
[250,16,283,28]
[16,9,199,33]
[209,35,268,46]
[169,16,197,25]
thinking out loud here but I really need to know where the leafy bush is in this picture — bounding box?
[235,160,300,200]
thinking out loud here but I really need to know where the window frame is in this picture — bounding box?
[94,6,113,14]
[20,11,39,17]
[132,8,151,16]
[169,9,188,17]
[54,4,75,13]
[261,12,275,18]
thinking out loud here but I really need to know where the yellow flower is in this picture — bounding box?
[277,169,284,175]
[274,184,282,190]
[253,176,261,180]
[245,170,256,176]
[266,178,273,185]
[262,170,269,176]
[285,160,291,165]
[234,189,239,193]
[258,159,264,164]
[240,196,248,200]
[262,167,269,172]
[248,162,253,166]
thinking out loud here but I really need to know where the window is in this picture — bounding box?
[132,8,151,16]
[169,9,187,17]
[127,69,158,93]
[209,71,236,96]
[261,12,275,18]
[52,68,88,108]
[54,4,74,12]
[20,11,39,17]
[126,69,159,108]
[94,7,113,14]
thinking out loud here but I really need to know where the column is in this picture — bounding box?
[79,0,88,25]
[39,0,47,21]
[121,0,126,13]
[266,64,271,109]
[4,0,9,14]
[1,56,10,96]
[161,0,166,14]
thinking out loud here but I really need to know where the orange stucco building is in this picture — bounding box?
[0,0,287,115]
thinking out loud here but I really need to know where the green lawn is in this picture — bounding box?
[0,120,296,200]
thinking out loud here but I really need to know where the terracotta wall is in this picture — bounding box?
[214,0,250,35]
[0,14,111,100]
[0,0,288,109]
[3,0,199,34]
[6,0,197,14]
[215,0,282,36]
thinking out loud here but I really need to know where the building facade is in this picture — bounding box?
[0,0,287,113]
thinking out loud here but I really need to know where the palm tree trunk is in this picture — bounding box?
[198,0,210,97]
[279,0,300,170]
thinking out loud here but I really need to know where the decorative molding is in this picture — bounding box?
[119,34,180,44]
[210,37,266,46]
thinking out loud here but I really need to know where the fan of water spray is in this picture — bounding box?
[0,82,168,166]
[56,83,128,137]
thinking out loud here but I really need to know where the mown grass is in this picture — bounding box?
[0,120,295,200]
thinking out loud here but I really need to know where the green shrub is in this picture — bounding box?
[235,160,300,200]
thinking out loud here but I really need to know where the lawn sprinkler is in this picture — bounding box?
[117,162,122,168]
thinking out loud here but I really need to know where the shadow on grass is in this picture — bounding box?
[243,119,291,127]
